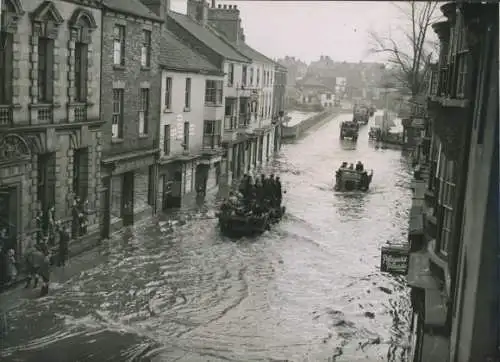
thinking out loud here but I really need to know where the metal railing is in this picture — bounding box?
[74,105,87,122]
[38,106,53,124]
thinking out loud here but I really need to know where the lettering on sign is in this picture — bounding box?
[381,253,408,274]
[189,124,195,136]
[176,122,184,141]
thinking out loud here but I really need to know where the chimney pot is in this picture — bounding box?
[234,5,237,9]
[228,5,232,9]
[218,4,221,7]
[223,4,227,8]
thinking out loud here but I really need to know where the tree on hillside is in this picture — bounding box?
[368,1,440,97]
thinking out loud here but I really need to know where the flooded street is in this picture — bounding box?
[1,111,413,362]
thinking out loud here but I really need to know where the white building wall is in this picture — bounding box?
[159,70,224,157]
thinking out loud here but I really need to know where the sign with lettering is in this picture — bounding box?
[380,245,409,274]
[176,115,184,141]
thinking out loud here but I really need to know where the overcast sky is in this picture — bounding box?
[169,0,437,64]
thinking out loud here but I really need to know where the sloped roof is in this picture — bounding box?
[159,31,222,75]
[168,11,250,63]
[233,42,274,65]
[103,0,161,21]
[298,77,333,91]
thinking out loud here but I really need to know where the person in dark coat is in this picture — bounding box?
[275,177,283,207]
[57,225,70,267]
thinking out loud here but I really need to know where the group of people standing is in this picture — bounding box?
[339,161,365,171]
[221,174,284,216]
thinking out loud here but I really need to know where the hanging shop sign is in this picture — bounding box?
[380,243,409,274]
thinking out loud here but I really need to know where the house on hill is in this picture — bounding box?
[296,77,335,109]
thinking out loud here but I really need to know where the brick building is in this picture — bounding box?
[0,0,103,257]
[99,0,162,238]
[406,2,498,361]
[157,30,225,209]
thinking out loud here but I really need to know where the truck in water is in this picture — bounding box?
[353,104,370,125]
[340,120,360,141]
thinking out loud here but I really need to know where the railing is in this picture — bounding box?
[38,106,53,124]
[74,105,88,122]
[0,105,12,126]
[202,134,221,149]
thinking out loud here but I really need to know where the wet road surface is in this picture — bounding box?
[1,111,413,362]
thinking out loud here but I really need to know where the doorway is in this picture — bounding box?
[0,186,18,251]
[121,172,134,226]
[196,164,208,196]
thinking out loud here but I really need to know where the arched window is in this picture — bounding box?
[68,9,97,117]
[0,0,23,124]
[31,1,63,108]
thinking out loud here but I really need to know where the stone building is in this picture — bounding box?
[0,0,103,256]
[99,0,162,238]
[157,30,225,209]
[406,2,499,361]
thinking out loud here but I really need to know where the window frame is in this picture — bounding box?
[139,88,149,135]
[184,77,191,110]
[227,63,234,86]
[164,77,172,110]
[202,119,221,149]
[113,25,125,66]
[163,124,171,155]
[74,41,88,103]
[141,29,151,68]
[37,37,54,103]
[112,88,124,139]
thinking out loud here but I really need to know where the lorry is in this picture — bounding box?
[340,120,360,141]
[353,105,370,125]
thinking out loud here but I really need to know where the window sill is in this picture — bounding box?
[141,66,151,71]
[0,103,21,109]
[111,138,124,144]
[163,108,173,114]
[29,102,61,109]
[138,134,148,139]
[204,103,223,107]
[183,107,191,112]
[113,65,126,71]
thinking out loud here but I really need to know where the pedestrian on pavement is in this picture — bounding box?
[57,225,70,267]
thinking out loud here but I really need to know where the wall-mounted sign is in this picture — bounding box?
[189,124,195,136]
[380,244,409,274]
[176,115,184,141]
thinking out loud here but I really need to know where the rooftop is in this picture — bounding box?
[159,31,222,75]
[168,11,250,63]
[103,0,162,21]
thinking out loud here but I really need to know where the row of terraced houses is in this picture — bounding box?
[0,0,287,257]
[406,2,498,362]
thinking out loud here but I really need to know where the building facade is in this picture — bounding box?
[272,63,287,152]
[406,2,499,361]
[158,30,225,209]
[0,0,103,259]
[99,0,162,238]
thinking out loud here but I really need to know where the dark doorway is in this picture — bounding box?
[121,172,134,226]
[37,153,56,236]
[196,164,208,196]
[0,187,18,251]
[73,148,89,201]
[100,177,111,239]
[162,175,176,210]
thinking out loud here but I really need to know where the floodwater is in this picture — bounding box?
[1,111,413,362]
[285,111,320,127]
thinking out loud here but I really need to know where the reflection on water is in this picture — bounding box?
[1,112,413,362]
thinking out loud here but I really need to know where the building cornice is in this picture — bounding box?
[160,66,224,77]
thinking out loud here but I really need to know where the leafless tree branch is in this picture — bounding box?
[368,1,440,97]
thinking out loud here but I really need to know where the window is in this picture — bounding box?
[139,88,149,135]
[205,80,223,104]
[112,89,124,138]
[256,69,260,86]
[164,77,172,109]
[455,23,469,98]
[0,25,13,106]
[163,124,171,155]
[203,120,221,148]
[227,63,234,86]
[113,25,125,66]
[183,121,189,150]
[184,77,191,109]
[141,30,151,68]
[242,65,247,86]
[75,42,88,102]
[249,67,254,85]
[437,152,456,255]
[38,38,54,102]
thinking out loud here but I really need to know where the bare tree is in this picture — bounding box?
[368,2,440,97]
